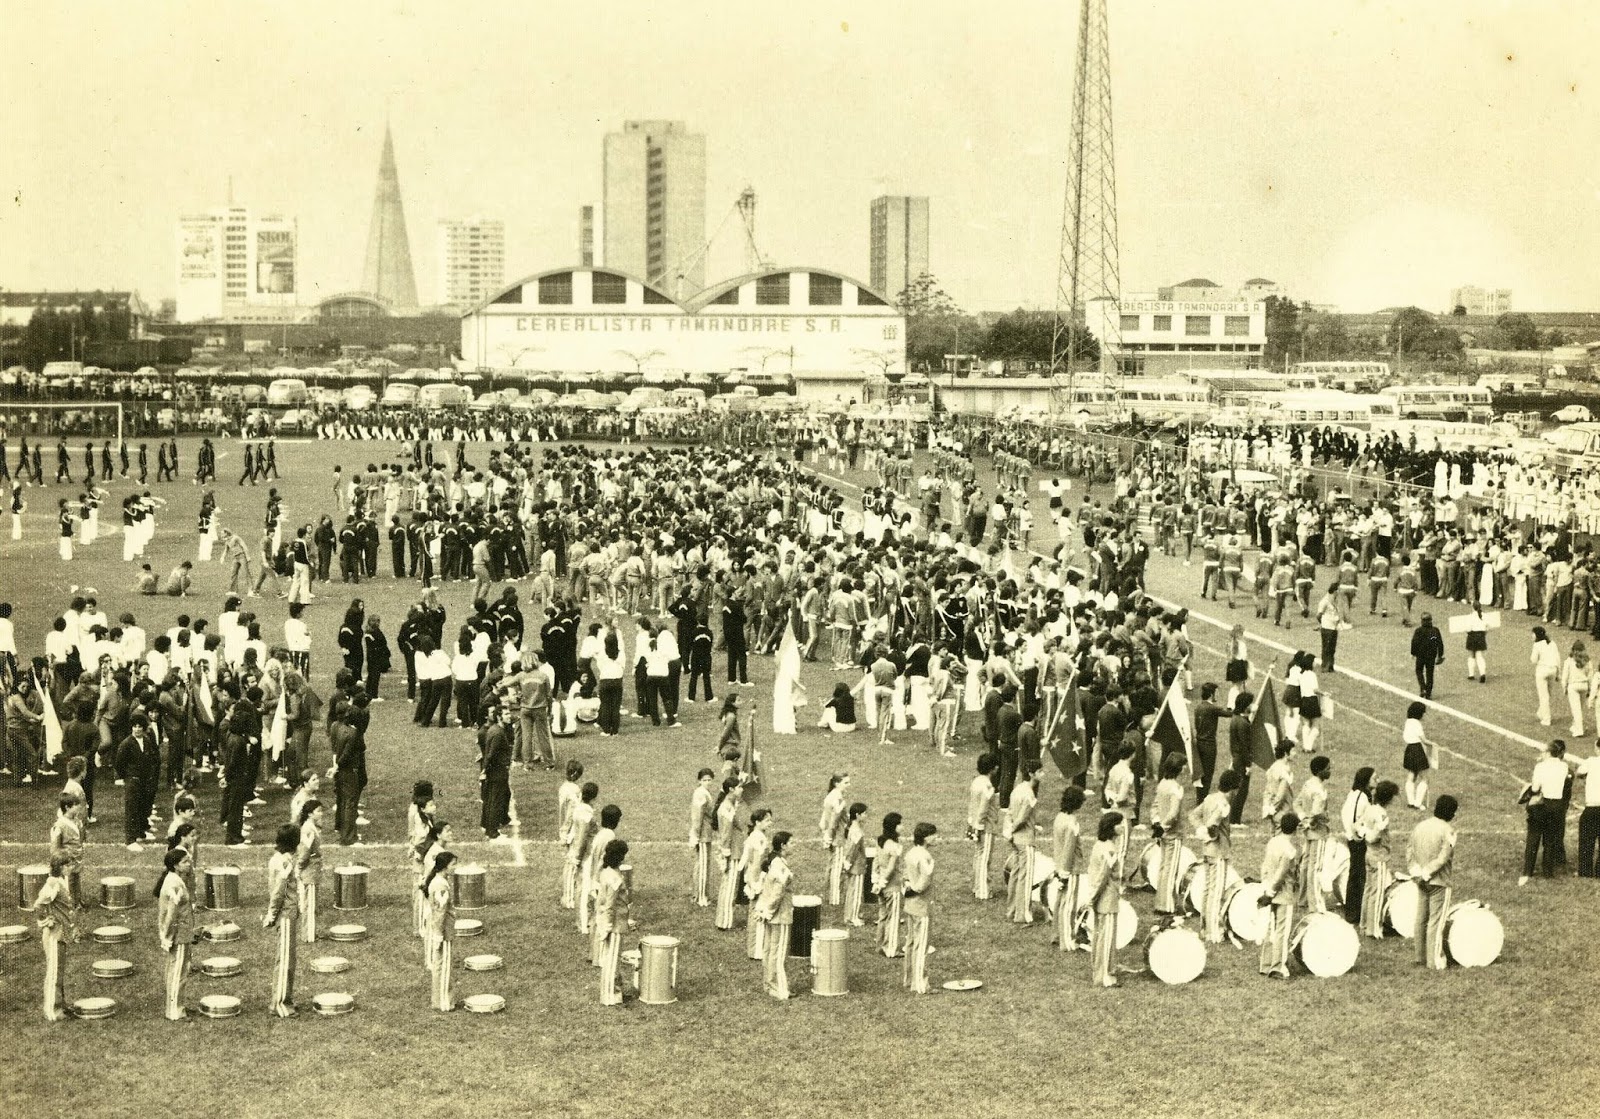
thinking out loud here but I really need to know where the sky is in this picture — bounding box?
[3,0,1597,314]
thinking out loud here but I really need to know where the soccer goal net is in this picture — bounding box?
[0,402,125,449]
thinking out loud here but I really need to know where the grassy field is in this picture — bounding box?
[0,435,1596,1118]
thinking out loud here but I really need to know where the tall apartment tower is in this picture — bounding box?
[603,120,706,294]
[869,195,930,304]
[437,217,505,308]
[175,205,297,323]
[578,205,596,267]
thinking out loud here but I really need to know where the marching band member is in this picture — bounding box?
[1150,754,1188,917]
[586,805,621,965]
[818,772,851,905]
[1103,746,1137,871]
[873,812,906,958]
[1360,781,1400,938]
[1052,786,1087,951]
[32,856,79,1021]
[48,796,86,909]
[1295,756,1332,913]
[1262,743,1295,823]
[755,831,796,1000]
[1340,767,1375,926]
[594,839,634,1006]
[1080,812,1126,987]
[740,808,773,959]
[1257,813,1301,979]
[901,823,938,994]
[407,783,436,937]
[262,823,302,1017]
[1197,770,1238,944]
[424,850,459,1010]
[967,753,999,900]
[840,801,869,927]
[1407,795,1459,970]
[566,782,598,919]
[1005,766,1041,924]
[713,778,747,931]
[414,818,450,947]
[689,768,716,908]
[155,847,197,1020]
[295,799,324,944]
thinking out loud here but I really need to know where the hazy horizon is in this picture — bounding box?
[3,0,1596,314]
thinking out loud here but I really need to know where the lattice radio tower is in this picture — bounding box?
[1051,0,1121,417]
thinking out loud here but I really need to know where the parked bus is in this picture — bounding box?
[1379,384,1493,422]
[266,378,309,406]
[1118,379,1212,422]
[1225,390,1399,429]
[417,383,472,409]
[1291,361,1392,391]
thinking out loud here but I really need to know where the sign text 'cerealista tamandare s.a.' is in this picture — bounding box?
[510,315,849,334]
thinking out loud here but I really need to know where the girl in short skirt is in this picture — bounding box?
[1462,602,1489,683]
[1401,701,1437,810]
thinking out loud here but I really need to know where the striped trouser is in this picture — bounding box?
[1009,844,1034,923]
[299,880,318,944]
[42,928,66,1020]
[1053,876,1081,951]
[413,869,426,937]
[1155,837,1183,915]
[1300,838,1327,912]
[432,938,455,1010]
[747,899,765,960]
[165,943,189,1019]
[589,914,605,966]
[827,847,844,905]
[1416,883,1452,969]
[271,913,297,1016]
[1090,910,1117,986]
[843,872,864,926]
[561,850,579,910]
[1202,857,1230,944]
[902,911,930,993]
[577,865,593,933]
[762,922,791,999]
[599,930,623,1006]
[1114,825,1132,880]
[692,841,712,906]
[972,830,993,900]
[1259,902,1294,976]
[877,890,903,957]
[714,856,738,930]
[1361,856,1390,939]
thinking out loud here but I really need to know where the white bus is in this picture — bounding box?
[266,378,308,406]
[1291,361,1391,390]
[1119,379,1212,422]
[1379,384,1493,422]
[1228,390,1399,429]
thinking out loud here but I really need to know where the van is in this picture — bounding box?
[343,384,377,411]
[417,383,471,409]
[380,382,420,408]
[267,378,309,406]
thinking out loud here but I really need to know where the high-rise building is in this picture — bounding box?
[603,120,706,294]
[578,205,596,267]
[175,206,297,323]
[869,195,930,304]
[1450,285,1513,315]
[436,217,505,308]
[362,124,419,310]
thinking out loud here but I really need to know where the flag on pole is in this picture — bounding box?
[1148,671,1194,777]
[35,671,63,764]
[741,708,765,792]
[772,618,801,735]
[1046,679,1089,780]
[1250,681,1282,769]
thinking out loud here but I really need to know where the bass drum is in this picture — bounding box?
[1183,862,1243,917]
[1030,853,1057,909]
[1319,840,1351,905]
[1145,924,1207,985]
[1073,900,1138,951]
[1141,843,1197,896]
[1225,882,1271,945]
[1383,878,1421,939]
[1292,912,1360,978]
[1444,900,1504,968]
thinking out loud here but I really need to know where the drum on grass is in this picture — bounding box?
[312,992,355,1016]
[1141,844,1198,897]
[812,928,849,997]
[1073,900,1139,950]
[309,957,350,974]
[1292,912,1360,977]
[200,956,243,978]
[0,924,29,945]
[99,875,137,912]
[464,994,506,1014]
[789,895,821,957]
[91,959,134,980]
[203,922,242,944]
[92,926,132,945]
[1225,882,1270,945]
[199,994,242,1019]
[334,865,369,912]
[71,997,117,1020]
[1145,924,1207,985]
[454,919,484,938]
[327,924,368,943]
[464,954,504,972]
[16,865,48,910]
[1383,878,1421,939]
[1184,863,1243,917]
[1444,900,1504,967]
[203,866,240,912]
[452,864,487,911]
[639,935,680,1005]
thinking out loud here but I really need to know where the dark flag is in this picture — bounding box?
[1047,681,1089,780]
[1148,671,1194,776]
[1250,682,1282,769]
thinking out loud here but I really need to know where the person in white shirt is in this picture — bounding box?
[283,602,312,675]
[1530,626,1561,726]
[1520,739,1572,885]
[1575,749,1600,878]
[0,603,15,680]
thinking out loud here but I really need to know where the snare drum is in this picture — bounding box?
[790,895,821,957]
[639,935,680,1005]
[452,864,487,911]
[812,928,849,997]
[0,924,29,945]
[16,865,49,910]
[1225,882,1270,945]
[1184,862,1242,917]
[199,994,242,1019]
[1074,900,1139,950]
[99,874,136,912]
[203,866,240,912]
[71,997,118,1020]
[200,956,243,978]
[1383,878,1421,939]
[92,926,132,945]
[463,954,504,972]
[1293,912,1360,977]
[91,959,134,980]
[454,918,484,938]
[327,924,368,943]
[464,993,506,1014]
[203,922,243,943]
[312,992,356,1016]
[1444,900,1504,968]
[309,957,350,974]
[1145,924,1207,985]
[334,865,369,911]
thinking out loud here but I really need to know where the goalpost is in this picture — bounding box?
[0,401,125,450]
